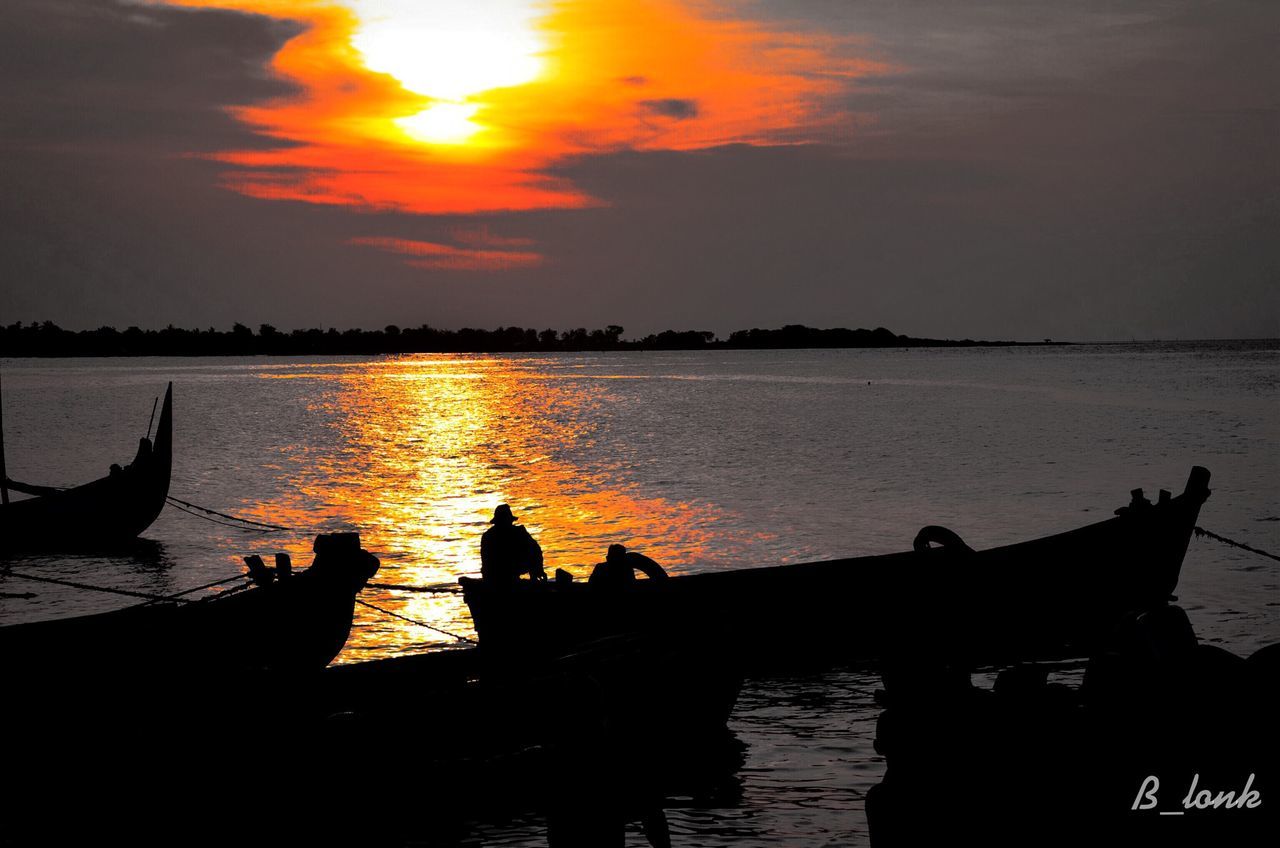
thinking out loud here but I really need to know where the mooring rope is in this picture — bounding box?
[1195,526,1280,563]
[0,564,258,605]
[165,495,294,532]
[168,573,248,602]
[0,569,195,604]
[355,597,476,644]
[365,580,462,594]
[169,573,250,597]
[165,498,276,532]
[139,573,250,605]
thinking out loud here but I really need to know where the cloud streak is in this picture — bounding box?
[349,236,544,271]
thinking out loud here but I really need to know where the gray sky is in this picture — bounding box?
[1,0,1276,340]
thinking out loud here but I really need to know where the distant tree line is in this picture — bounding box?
[0,321,1037,357]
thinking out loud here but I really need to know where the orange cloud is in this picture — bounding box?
[350,236,545,271]
[160,1,887,215]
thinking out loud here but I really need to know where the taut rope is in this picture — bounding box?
[165,495,294,532]
[1194,526,1280,563]
[355,598,475,644]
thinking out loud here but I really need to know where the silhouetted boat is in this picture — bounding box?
[0,532,379,678]
[300,638,745,840]
[316,635,742,749]
[1,533,381,843]
[462,467,1212,672]
[0,383,173,551]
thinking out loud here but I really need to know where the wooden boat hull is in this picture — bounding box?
[5,637,744,845]
[463,468,1212,672]
[0,532,379,679]
[0,383,173,551]
[301,639,745,838]
[316,637,742,749]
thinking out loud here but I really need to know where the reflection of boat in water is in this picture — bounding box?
[316,634,742,749]
[0,383,173,551]
[0,532,379,680]
[5,625,742,843]
[462,468,1212,672]
[307,636,745,844]
[0,533,391,844]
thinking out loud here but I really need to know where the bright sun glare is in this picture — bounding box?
[396,102,482,145]
[347,0,546,146]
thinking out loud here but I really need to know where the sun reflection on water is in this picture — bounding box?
[248,355,742,660]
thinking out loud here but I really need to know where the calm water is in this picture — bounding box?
[2,343,1277,844]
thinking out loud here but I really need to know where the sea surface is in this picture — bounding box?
[2,343,1277,845]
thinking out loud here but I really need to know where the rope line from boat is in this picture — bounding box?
[1194,526,1280,563]
[0,567,256,606]
[355,597,476,644]
[0,568,197,605]
[165,495,295,532]
[174,573,250,596]
[140,573,252,605]
[165,498,274,531]
[365,580,462,594]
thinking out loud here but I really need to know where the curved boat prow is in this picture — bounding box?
[1157,464,1211,599]
[1185,465,1211,501]
[148,381,174,506]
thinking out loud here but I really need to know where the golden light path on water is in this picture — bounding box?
[242,355,767,661]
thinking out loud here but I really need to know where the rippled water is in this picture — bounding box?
[2,343,1276,845]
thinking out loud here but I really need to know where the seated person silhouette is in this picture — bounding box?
[588,543,668,588]
[480,503,546,586]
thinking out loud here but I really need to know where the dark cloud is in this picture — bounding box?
[0,1,299,153]
[639,98,700,120]
[759,0,1279,151]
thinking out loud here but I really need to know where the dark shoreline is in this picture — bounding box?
[1,321,1067,358]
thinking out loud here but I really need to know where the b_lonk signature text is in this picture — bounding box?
[1132,773,1261,814]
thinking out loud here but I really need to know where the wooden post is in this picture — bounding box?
[1,370,9,506]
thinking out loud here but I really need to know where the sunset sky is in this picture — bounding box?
[2,0,1276,339]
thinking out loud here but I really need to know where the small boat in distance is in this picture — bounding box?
[0,382,172,551]
[462,467,1213,673]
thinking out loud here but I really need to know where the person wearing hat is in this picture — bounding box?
[588,543,667,588]
[480,503,546,585]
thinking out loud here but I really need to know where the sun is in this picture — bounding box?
[395,103,481,145]
[348,0,546,146]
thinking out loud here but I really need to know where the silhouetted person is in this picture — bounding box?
[589,544,667,588]
[481,503,545,585]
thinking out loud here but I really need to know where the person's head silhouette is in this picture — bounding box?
[490,504,516,525]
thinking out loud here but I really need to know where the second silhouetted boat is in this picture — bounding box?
[462,467,1212,673]
[0,382,173,552]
